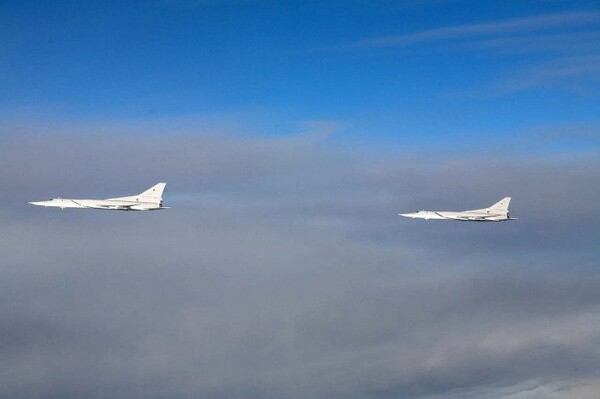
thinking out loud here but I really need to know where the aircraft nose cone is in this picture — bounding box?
[29,201,46,206]
[399,213,415,218]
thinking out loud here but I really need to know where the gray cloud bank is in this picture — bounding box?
[1,120,599,398]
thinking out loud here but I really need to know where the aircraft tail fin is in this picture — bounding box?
[487,197,511,213]
[109,182,166,204]
[137,182,166,204]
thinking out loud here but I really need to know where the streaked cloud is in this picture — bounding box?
[333,10,600,98]
[495,55,600,95]
[342,11,600,49]
[455,31,600,55]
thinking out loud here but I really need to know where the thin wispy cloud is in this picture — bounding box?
[342,11,600,49]
[334,10,600,98]
[488,55,600,96]
[452,31,600,55]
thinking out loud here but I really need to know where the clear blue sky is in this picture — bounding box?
[1,0,599,145]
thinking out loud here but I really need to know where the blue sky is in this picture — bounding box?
[1,0,599,146]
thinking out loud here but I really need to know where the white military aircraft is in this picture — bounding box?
[400,197,516,222]
[29,183,169,211]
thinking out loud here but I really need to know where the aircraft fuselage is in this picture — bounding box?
[29,198,164,211]
[400,210,508,222]
[29,182,168,211]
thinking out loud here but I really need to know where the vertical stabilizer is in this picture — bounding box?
[137,183,166,204]
[487,197,511,213]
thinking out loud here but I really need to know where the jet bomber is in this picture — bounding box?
[400,197,516,222]
[29,183,168,211]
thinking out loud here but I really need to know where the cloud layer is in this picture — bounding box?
[1,119,599,399]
